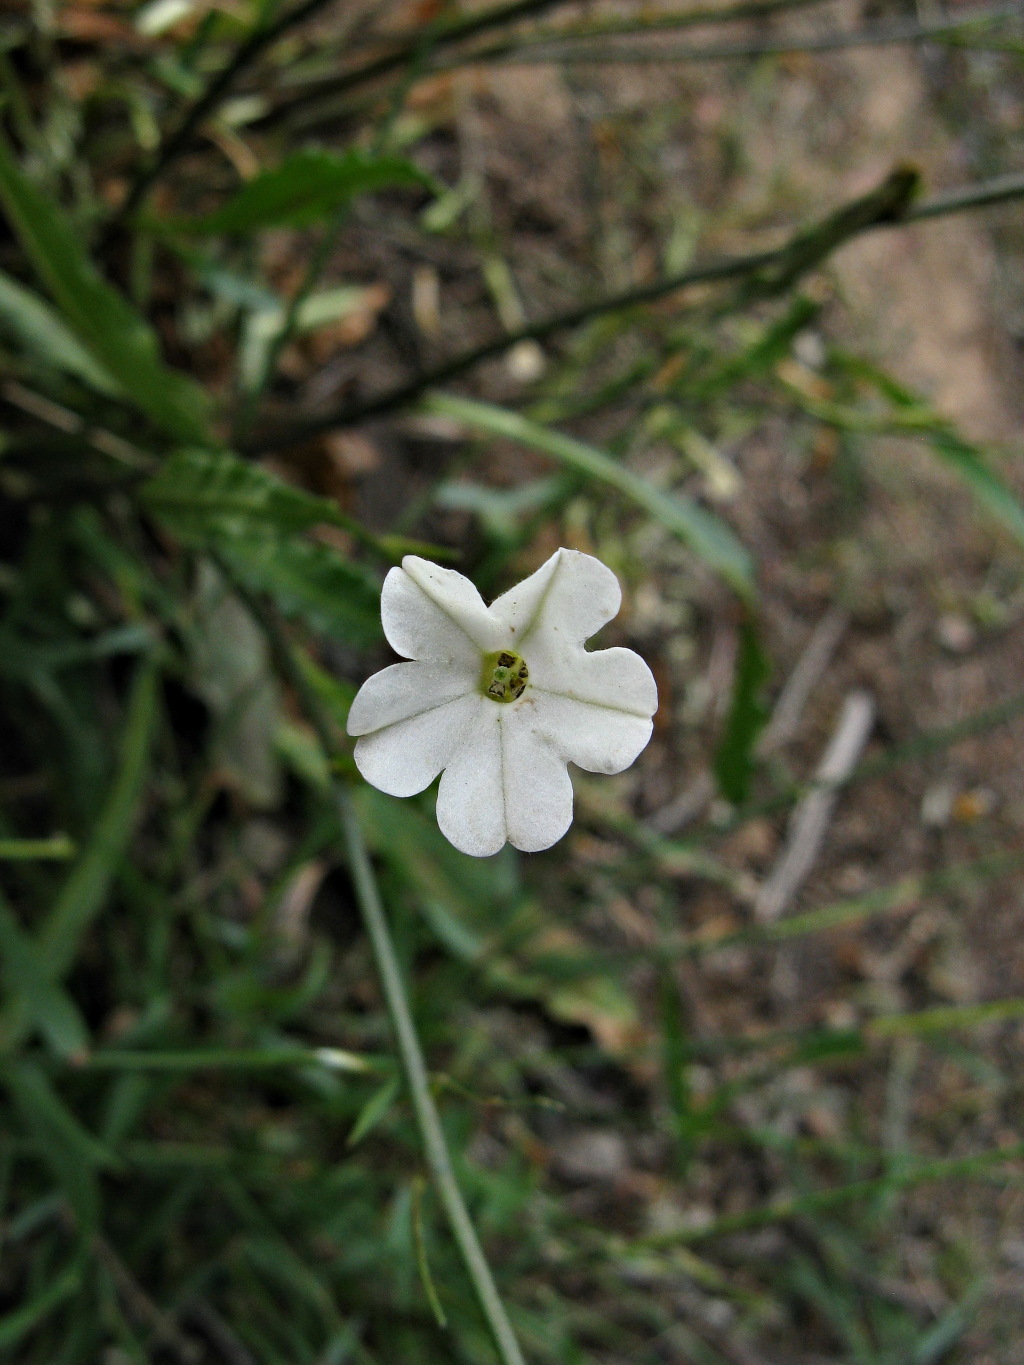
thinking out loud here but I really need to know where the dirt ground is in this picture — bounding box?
[220,3,1024,1353]
[350,17,1024,1360]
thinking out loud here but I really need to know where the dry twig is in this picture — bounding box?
[754,690,876,923]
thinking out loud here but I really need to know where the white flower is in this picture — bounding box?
[347,548,658,857]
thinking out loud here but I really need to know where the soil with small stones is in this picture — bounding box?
[273,8,1024,1357]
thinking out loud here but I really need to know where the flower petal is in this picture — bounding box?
[347,660,475,737]
[525,646,656,772]
[436,703,574,856]
[435,704,505,856]
[353,692,480,798]
[530,642,657,711]
[382,557,505,663]
[502,707,575,852]
[489,548,621,652]
[526,693,652,774]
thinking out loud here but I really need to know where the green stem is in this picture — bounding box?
[78,1046,384,1073]
[633,1141,1024,1247]
[244,165,1024,452]
[238,583,527,1365]
[0,835,75,861]
[233,213,347,444]
[111,0,339,227]
[336,787,526,1365]
[462,0,1020,66]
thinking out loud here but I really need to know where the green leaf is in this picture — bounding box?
[640,1141,1024,1247]
[925,428,1024,549]
[714,618,770,803]
[0,132,210,441]
[0,661,159,1054]
[828,354,1024,550]
[178,149,431,235]
[0,834,75,860]
[143,449,383,646]
[0,894,91,1059]
[238,283,386,394]
[423,392,756,600]
[694,293,821,398]
[347,1076,400,1147]
[4,1061,116,1233]
[219,534,383,648]
[0,267,119,393]
[0,1256,83,1351]
[435,476,563,542]
[142,447,347,540]
[40,661,160,976]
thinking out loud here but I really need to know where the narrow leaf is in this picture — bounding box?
[0,660,160,1052]
[219,535,383,648]
[639,1142,1024,1247]
[4,1062,113,1233]
[142,446,348,539]
[178,149,430,234]
[0,132,209,440]
[144,450,385,645]
[0,267,119,393]
[0,834,74,860]
[0,1256,83,1350]
[926,429,1024,549]
[424,392,755,599]
[714,618,770,803]
[41,660,160,974]
[347,1075,400,1147]
[0,894,90,1058]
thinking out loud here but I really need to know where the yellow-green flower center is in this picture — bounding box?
[481,649,529,703]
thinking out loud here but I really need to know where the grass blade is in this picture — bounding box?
[0,132,210,441]
[714,618,770,802]
[637,1142,1024,1247]
[0,894,90,1059]
[424,392,756,600]
[41,661,160,975]
[174,149,430,234]
[0,835,74,860]
[0,268,119,393]
[4,1061,116,1233]
[0,1255,83,1350]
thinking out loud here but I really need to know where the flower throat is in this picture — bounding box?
[481,650,529,703]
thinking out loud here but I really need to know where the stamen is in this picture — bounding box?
[481,649,529,703]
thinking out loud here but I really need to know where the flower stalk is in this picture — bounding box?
[336,786,527,1365]
[239,581,528,1365]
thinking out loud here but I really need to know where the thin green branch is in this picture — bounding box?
[904,168,1024,219]
[463,0,833,52]
[113,0,340,226]
[467,1,1023,66]
[336,790,527,1365]
[709,686,1024,837]
[246,165,1024,451]
[239,588,528,1365]
[0,835,75,862]
[264,0,832,129]
[76,1046,385,1074]
[251,0,576,133]
[515,849,1024,975]
[631,1142,1024,1247]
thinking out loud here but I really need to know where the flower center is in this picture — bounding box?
[481,649,529,703]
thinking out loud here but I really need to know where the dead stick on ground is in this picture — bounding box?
[754,689,876,923]
[759,605,850,755]
[649,604,850,835]
[244,164,1024,453]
